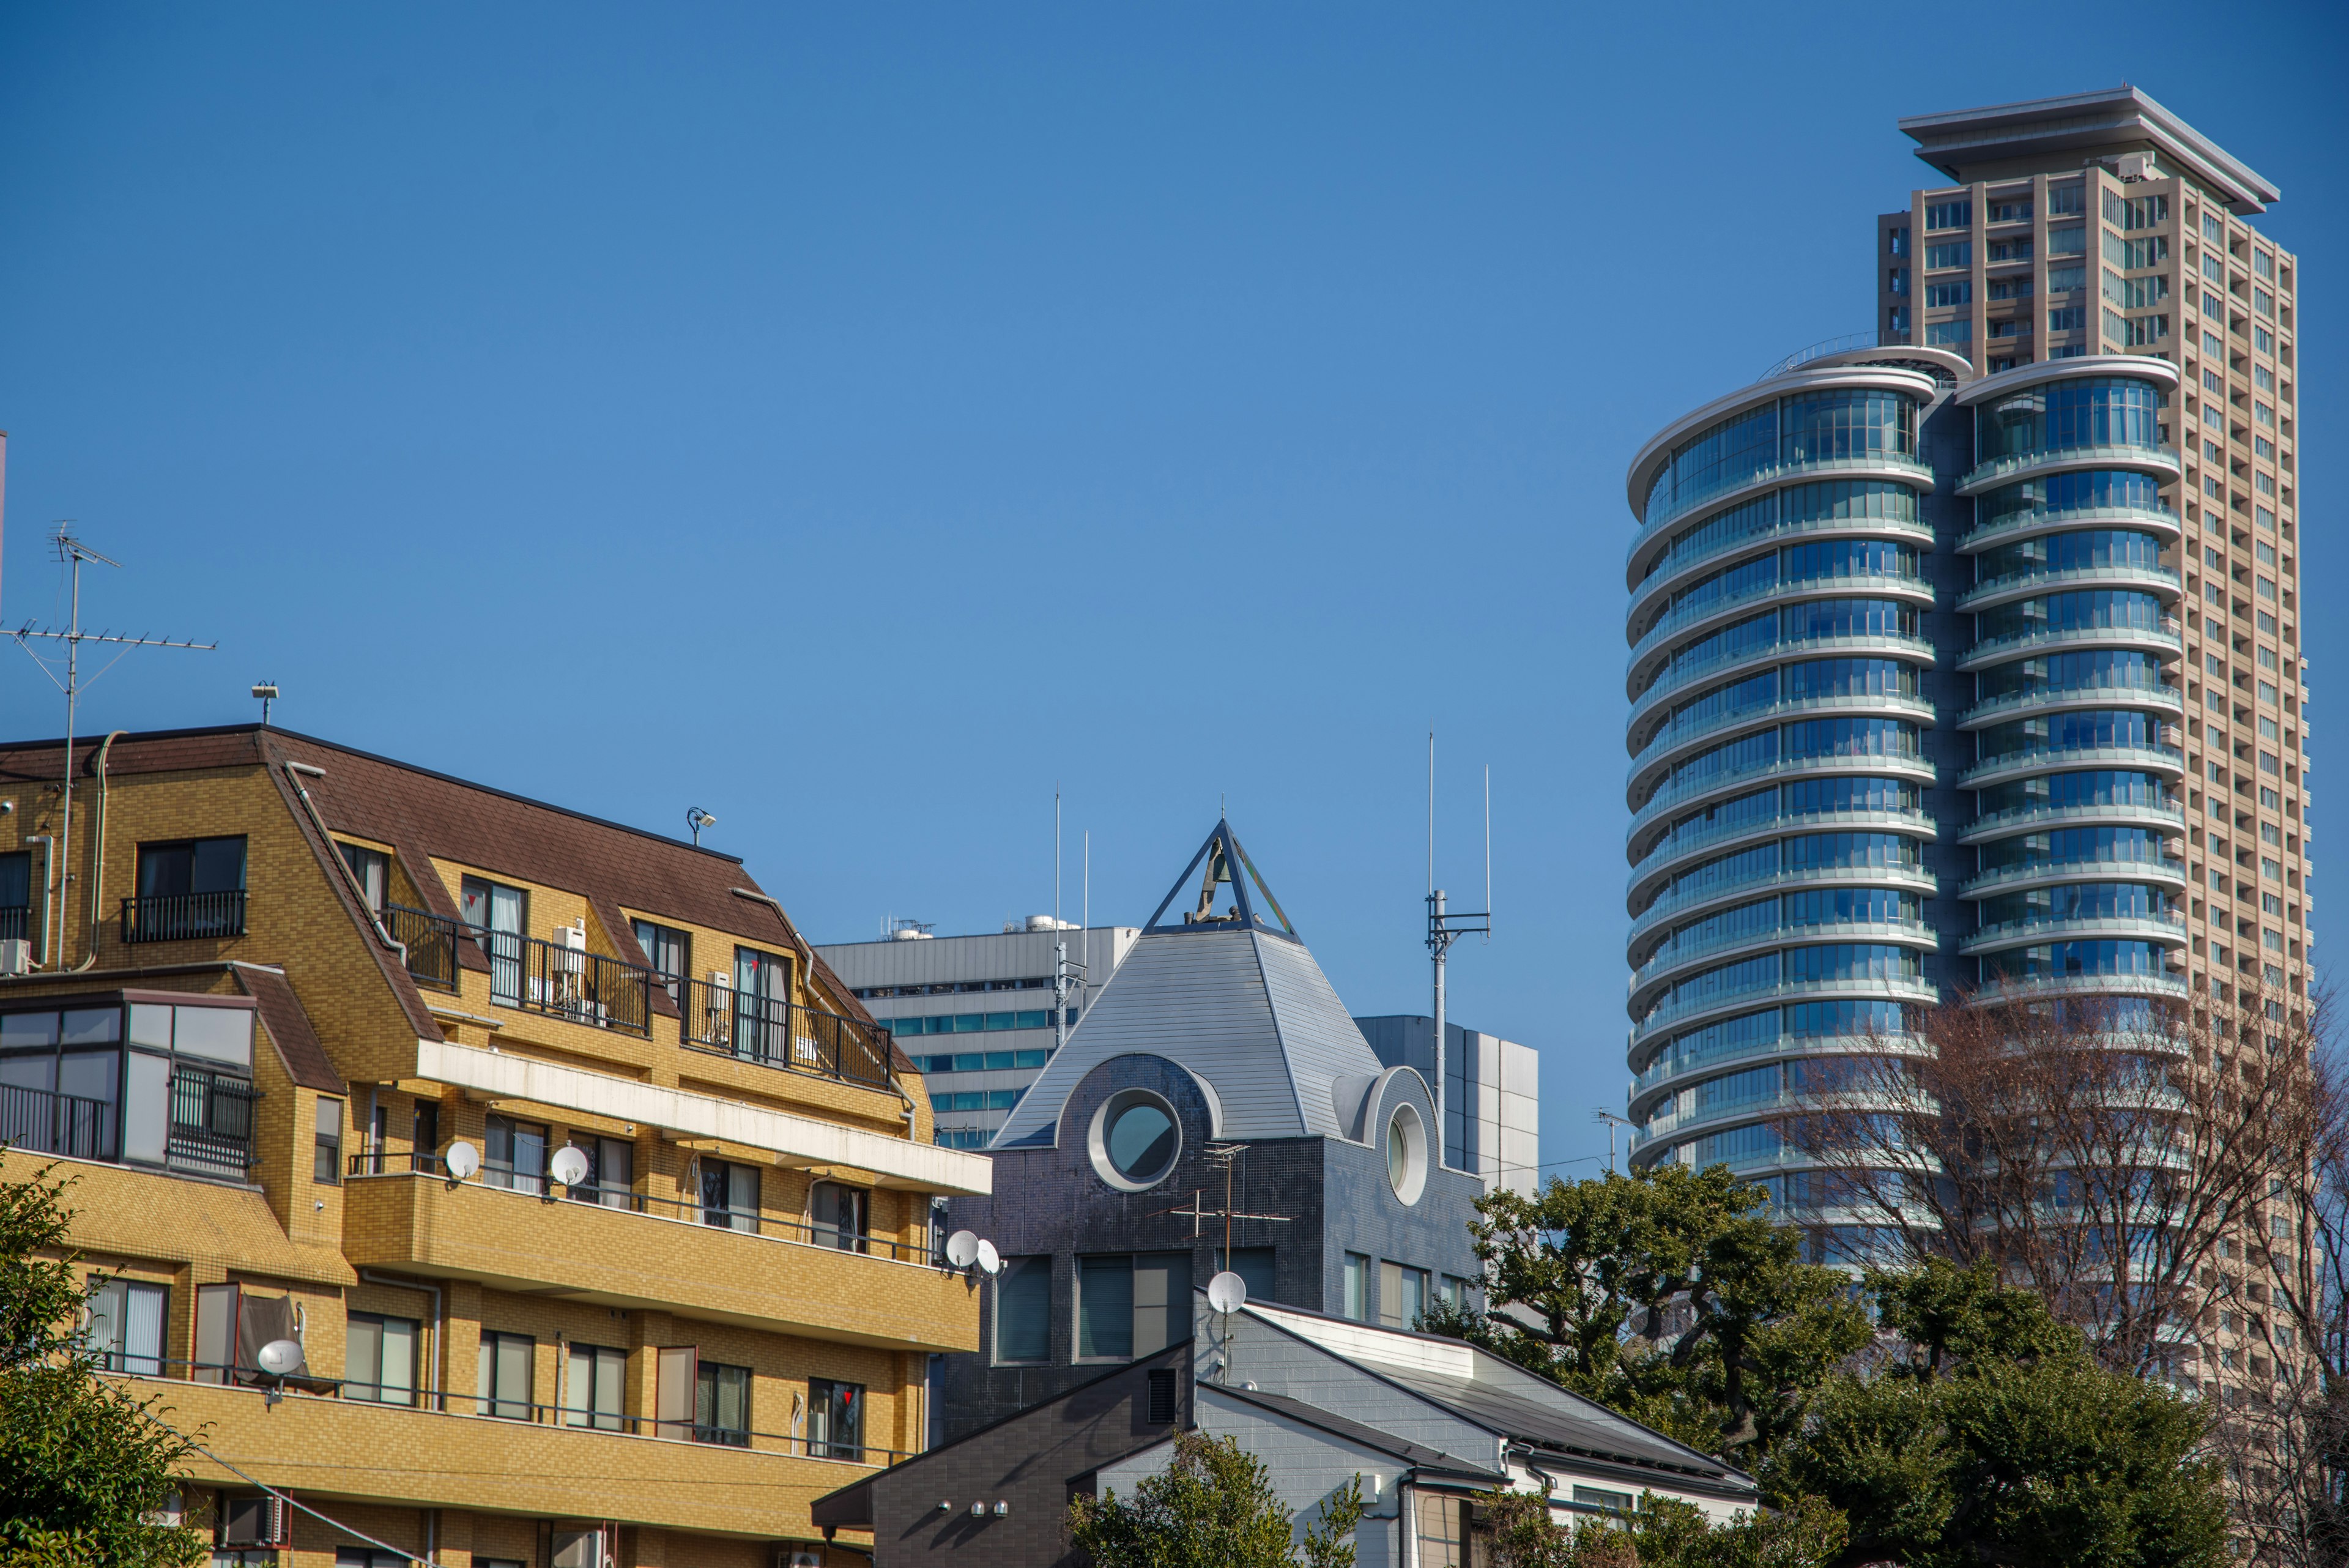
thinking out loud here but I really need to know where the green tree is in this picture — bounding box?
[1420,1165,1872,1462]
[1479,1488,1846,1568]
[1768,1259,2228,1568]
[1067,1429,1367,1568]
[0,1160,208,1568]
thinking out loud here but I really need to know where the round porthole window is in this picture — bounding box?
[1088,1089,1181,1192]
[1386,1101,1427,1205]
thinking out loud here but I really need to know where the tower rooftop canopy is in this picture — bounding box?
[1899,84,2279,214]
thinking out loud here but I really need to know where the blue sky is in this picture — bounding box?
[0,2,2340,1181]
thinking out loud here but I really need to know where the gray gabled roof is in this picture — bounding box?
[992,824,1389,1148]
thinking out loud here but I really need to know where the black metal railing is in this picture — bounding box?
[169,1068,259,1177]
[465,927,652,1036]
[382,904,461,992]
[341,1156,933,1262]
[680,980,893,1089]
[121,890,247,944]
[1,1082,115,1161]
[0,904,31,943]
[0,1072,255,1177]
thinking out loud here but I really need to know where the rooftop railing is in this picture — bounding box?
[382,903,462,992]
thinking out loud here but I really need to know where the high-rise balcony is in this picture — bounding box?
[120,890,247,944]
[680,979,895,1091]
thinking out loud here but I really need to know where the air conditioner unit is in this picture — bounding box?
[777,1550,823,1568]
[2117,152,2159,182]
[218,1493,289,1548]
[0,939,29,976]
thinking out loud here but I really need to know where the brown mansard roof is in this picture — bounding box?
[0,725,886,1050]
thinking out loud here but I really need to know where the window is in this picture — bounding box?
[2255,287,2274,318]
[631,919,689,1000]
[1887,305,1909,335]
[1986,277,2031,301]
[1147,1367,1178,1424]
[412,1098,441,1164]
[2255,325,2274,355]
[1379,1262,1430,1329]
[339,1551,410,1568]
[565,1343,626,1430]
[338,844,388,913]
[564,1135,634,1208]
[1924,241,1970,270]
[477,1331,535,1420]
[700,1158,759,1233]
[345,1312,417,1405]
[1923,280,1970,308]
[1924,200,1970,231]
[2047,225,2085,256]
[2048,184,2084,215]
[2047,265,2084,293]
[1226,1246,1276,1302]
[1343,1253,1369,1321]
[1926,319,1971,346]
[1887,226,1909,257]
[1077,1253,1186,1359]
[808,1376,861,1460]
[1987,199,2030,225]
[313,1099,343,1184]
[484,1114,546,1194]
[132,837,247,940]
[808,1180,867,1251]
[2102,190,2167,230]
[995,1256,1052,1363]
[729,945,795,1061]
[1887,267,1908,295]
[694,1360,751,1446]
[0,850,28,941]
[84,1278,167,1375]
[459,877,527,1005]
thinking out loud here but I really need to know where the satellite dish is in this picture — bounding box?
[1207,1271,1248,1315]
[976,1239,1001,1276]
[443,1140,481,1180]
[256,1339,304,1377]
[549,1145,592,1188]
[945,1230,979,1269]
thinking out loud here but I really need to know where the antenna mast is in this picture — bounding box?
[10,524,217,969]
[1425,730,1490,1173]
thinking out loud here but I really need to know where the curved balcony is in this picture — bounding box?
[1628,807,1935,904]
[1631,920,1935,1017]
[1957,682,2183,732]
[1628,632,1935,725]
[1629,510,1937,635]
[1967,970,2190,1007]
[1630,862,1937,948]
[1629,693,1937,802]
[1958,742,2185,792]
[1960,910,2188,956]
[1632,752,1935,839]
[1958,856,2188,902]
[1629,1029,1931,1117]
[1627,452,1937,581]
[1630,974,1939,1052]
[1958,562,2181,614]
[1959,502,2180,556]
[1959,798,2184,846]
[1956,619,2182,674]
[1628,571,1931,673]
[1956,441,2181,497]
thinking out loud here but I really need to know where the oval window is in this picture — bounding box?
[1089,1088,1182,1191]
[1387,1101,1427,1205]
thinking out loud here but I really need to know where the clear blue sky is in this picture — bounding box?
[0,2,2340,1182]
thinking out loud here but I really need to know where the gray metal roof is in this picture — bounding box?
[990,924,1387,1147]
[1897,84,2279,215]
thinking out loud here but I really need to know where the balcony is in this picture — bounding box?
[120,890,246,944]
[105,1367,899,1538]
[681,979,894,1091]
[341,1163,976,1353]
[382,903,461,992]
[476,928,653,1037]
[0,1069,256,1181]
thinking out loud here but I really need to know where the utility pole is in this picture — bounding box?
[10,525,215,968]
[1593,1110,1632,1175]
[1425,732,1490,1170]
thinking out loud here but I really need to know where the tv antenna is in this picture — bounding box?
[1153,1143,1292,1277]
[1425,730,1491,1172]
[10,524,217,968]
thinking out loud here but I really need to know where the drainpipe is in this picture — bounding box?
[359,1269,442,1411]
[283,762,406,962]
[70,730,126,970]
[23,836,53,967]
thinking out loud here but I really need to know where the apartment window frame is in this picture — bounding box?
[345,1311,418,1406]
[807,1179,868,1252]
[565,1342,627,1430]
[631,918,689,1001]
[694,1359,752,1447]
[83,1276,168,1375]
[1343,1252,1370,1322]
[1075,1252,1187,1362]
[313,1098,343,1185]
[1379,1261,1431,1330]
[484,1113,548,1195]
[477,1329,535,1421]
[458,875,529,1006]
[337,844,390,913]
[700,1157,760,1233]
[808,1375,863,1461]
[994,1255,1053,1364]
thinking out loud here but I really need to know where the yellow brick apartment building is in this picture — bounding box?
[0,723,991,1568]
